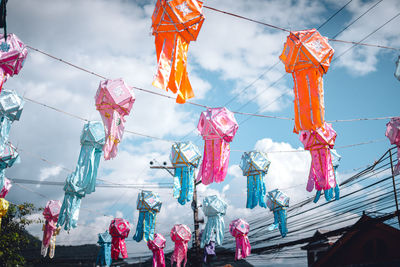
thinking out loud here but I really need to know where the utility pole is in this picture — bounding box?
[150,161,203,265]
[389,149,400,227]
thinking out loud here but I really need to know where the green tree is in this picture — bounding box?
[0,202,41,266]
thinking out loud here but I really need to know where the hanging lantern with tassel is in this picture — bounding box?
[41,200,61,259]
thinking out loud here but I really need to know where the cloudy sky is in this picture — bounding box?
[3,0,400,265]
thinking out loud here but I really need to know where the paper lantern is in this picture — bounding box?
[386,117,400,175]
[109,218,130,260]
[201,195,227,248]
[41,200,61,258]
[170,224,191,267]
[280,29,334,133]
[0,34,28,92]
[151,0,205,103]
[300,122,337,202]
[96,231,112,267]
[395,56,400,81]
[133,191,162,242]
[57,121,105,231]
[147,233,166,267]
[229,218,251,260]
[240,151,271,209]
[95,78,135,160]
[197,107,238,185]
[0,197,8,228]
[330,149,341,201]
[267,189,289,237]
[0,143,19,190]
[0,177,10,198]
[170,141,201,205]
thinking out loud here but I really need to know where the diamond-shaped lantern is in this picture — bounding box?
[41,200,61,258]
[386,117,400,175]
[229,218,251,260]
[147,233,166,266]
[171,224,191,267]
[395,56,400,81]
[0,34,28,92]
[0,197,9,228]
[95,78,135,160]
[197,107,238,185]
[300,122,338,202]
[96,230,112,267]
[80,121,106,149]
[0,89,24,121]
[240,151,271,209]
[0,143,19,169]
[201,195,227,248]
[109,218,131,260]
[170,141,201,205]
[151,0,205,103]
[133,191,162,242]
[0,177,11,198]
[267,189,289,238]
[280,29,334,74]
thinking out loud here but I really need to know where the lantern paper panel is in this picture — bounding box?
[170,141,201,205]
[0,197,8,228]
[229,218,251,260]
[0,177,11,198]
[201,195,227,248]
[133,190,162,242]
[300,122,338,202]
[330,149,341,201]
[0,143,19,190]
[395,56,400,81]
[171,224,191,267]
[41,200,61,258]
[95,78,135,160]
[267,189,289,238]
[147,233,166,267]
[96,231,112,267]
[240,151,271,209]
[386,117,400,175]
[109,218,131,260]
[151,0,205,104]
[197,107,238,185]
[0,34,28,92]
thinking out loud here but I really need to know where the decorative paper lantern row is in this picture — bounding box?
[395,56,400,81]
[386,117,400,175]
[229,218,251,260]
[147,233,166,267]
[0,34,28,92]
[201,195,227,248]
[41,200,61,258]
[267,189,289,238]
[0,89,23,190]
[171,224,191,267]
[133,190,162,242]
[95,78,135,160]
[280,28,334,133]
[170,141,201,205]
[96,231,112,267]
[0,197,8,228]
[0,176,11,197]
[240,151,271,209]
[57,121,105,231]
[109,218,131,260]
[300,122,338,203]
[151,0,205,103]
[197,107,238,185]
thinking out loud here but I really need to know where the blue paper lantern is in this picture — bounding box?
[267,189,289,237]
[96,230,112,267]
[57,121,105,231]
[201,195,227,248]
[170,141,201,205]
[133,190,162,242]
[240,151,271,209]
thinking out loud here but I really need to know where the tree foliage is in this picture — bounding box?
[0,202,41,267]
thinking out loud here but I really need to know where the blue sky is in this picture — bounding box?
[3,0,400,265]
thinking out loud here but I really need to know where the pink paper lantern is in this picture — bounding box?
[41,200,61,258]
[147,233,166,267]
[109,218,131,260]
[229,218,251,260]
[0,177,11,198]
[170,224,191,267]
[197,107,238,185]
[95,79,135,160]
[386,117,400,175]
